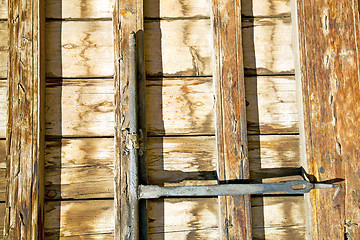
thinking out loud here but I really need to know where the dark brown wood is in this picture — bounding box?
[4,0,45,239]
[295,0,360,239]
[113,0,145,239]
[211,0,252,239]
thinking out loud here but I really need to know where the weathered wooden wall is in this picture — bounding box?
[0,0,305,239]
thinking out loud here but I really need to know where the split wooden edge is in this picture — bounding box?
[5,0,46,239]
[212,0,252,239]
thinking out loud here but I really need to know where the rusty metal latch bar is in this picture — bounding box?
[125,32,338,240]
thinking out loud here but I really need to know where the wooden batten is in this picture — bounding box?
[5,0,45,239]
[113,0,146,239]
[212,0,251,239]
[295,0,360,239]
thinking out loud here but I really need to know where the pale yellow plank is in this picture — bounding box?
[145,19,212,76]
[0,22,8,79]
[46,21,114,78]
[243,17,294,75]
[246,76,298,135]
[148,198,219,235]
[145,18,293,76]
[147,76,297,135]
[253,227,306,240]
[143,0,291,18]
[0,0,6,19]
[0,80,6,138]
[46,0,112,19]
[43,135,300,199]
[43,0,291,19]
[45,79,114,137]
[44,200,114,239]
[44,138,114,200]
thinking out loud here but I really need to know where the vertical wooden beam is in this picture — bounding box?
[113,0,145,239]
[4,0,45,239]
[211,0,252,239]
[295,0,360,239]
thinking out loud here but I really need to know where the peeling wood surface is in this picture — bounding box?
[0,202,4,239]
[296,0,360,239]
[5,0,45,238]
[0,80,6,138]
[45,79,114,137]
[211,0,251,238]
[46,21,114,78]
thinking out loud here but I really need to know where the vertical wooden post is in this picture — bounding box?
[211,0,252,239]
[113,0,145,239]
[4,0,45,239]
[294,0,360,239]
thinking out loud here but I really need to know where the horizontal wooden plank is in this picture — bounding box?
[44,138,114,200]
[253,226,306,240]
[45,79,114,137]
[147,76,297,135]
[46,21,114,78]
[0,0,6,19]
[45,0,112,19]
[42,76,297,138]
[0,21,8,79]
[44,135,300,199]
[243,17,294,75]
[44,200,114,239]
[145,18,293,77]
[42,0,291,19]
[144,19,212,76]
[44,197,304,239]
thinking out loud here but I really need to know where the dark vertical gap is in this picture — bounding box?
[43,1,62,238]
[243,1,265,239]
[143,1,165,238]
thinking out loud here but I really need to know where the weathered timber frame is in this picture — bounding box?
[5,0,45,239]
[293,0,360,239]
[113,0,147,239]
[211,0,252,239]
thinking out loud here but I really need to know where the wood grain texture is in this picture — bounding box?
[242,17,294,76]
[42,135,301,200]
[1,75,298,138]
[145,18,293,77]
[43,197,305,239]
[113,0,145,239]
[44,200,114,239]
[5,0,45,238]
[45,79,114,137]
[295,0,360,239]
[0,21,8,79]
[46,21,114,78]
[41,0,291,19]
[45,0,113,19]
[212,1,251,238]
[0,0,7,19]
[44,138,114,200]
[0,80,6,138]
[144,0,291,18]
